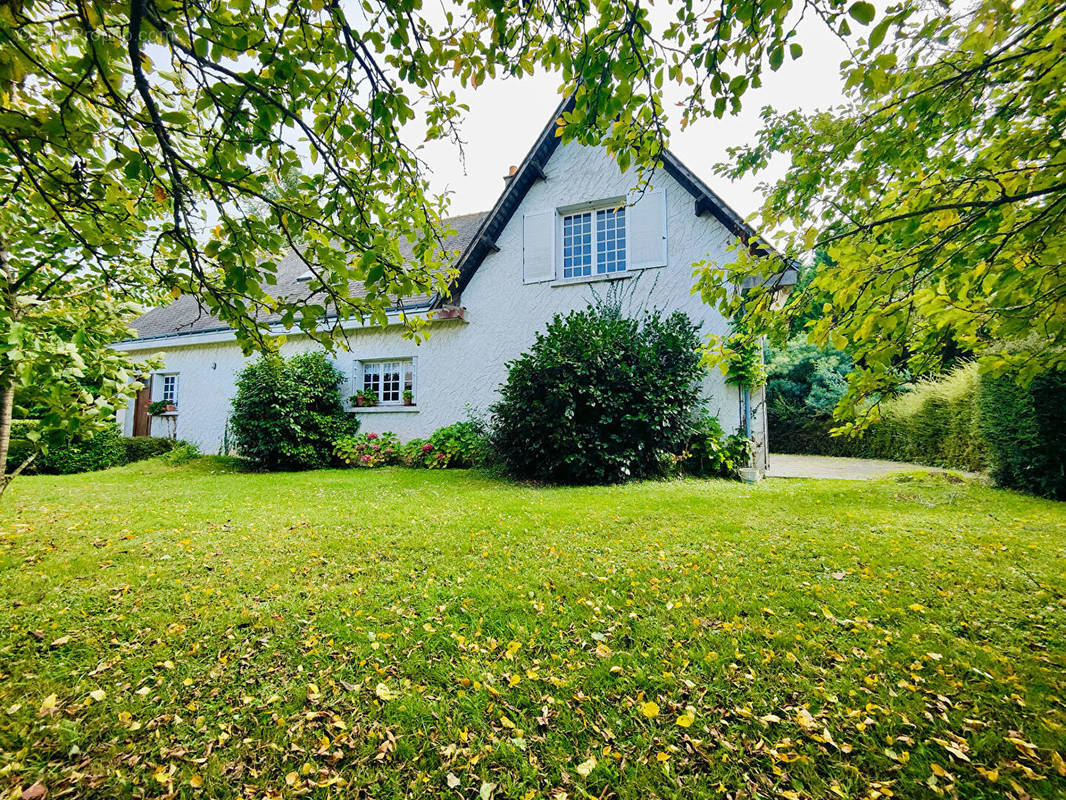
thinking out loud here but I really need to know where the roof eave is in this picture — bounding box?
[441,93,576,304]
[121,298,434,347]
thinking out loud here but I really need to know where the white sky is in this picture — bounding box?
[417,17,850,222]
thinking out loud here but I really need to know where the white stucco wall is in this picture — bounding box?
[119,141,766,462]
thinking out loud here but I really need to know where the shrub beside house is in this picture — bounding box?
[228,352,358,471]
[223,302,755,484]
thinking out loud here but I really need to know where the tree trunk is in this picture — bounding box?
[0,241,24,500]
[0,375,14,498]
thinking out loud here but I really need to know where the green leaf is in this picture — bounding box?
[849,2,876,25]
[123,157,142,181]
[869,19,891,48]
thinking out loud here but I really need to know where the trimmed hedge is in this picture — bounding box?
[6,420,195,476]
[769,363,990,473]
[34,424,128,475]
[124,436,180,463]
[771,360,1066,498]
[978,368,1066,500]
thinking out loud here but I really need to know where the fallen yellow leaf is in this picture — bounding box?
[38,694,58,715]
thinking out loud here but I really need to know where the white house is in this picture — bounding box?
[115,97,794,466]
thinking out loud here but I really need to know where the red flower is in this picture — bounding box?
[421,443,434,452]
[367,432,379,441]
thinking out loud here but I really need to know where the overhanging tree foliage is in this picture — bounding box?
[0,136,160,496]
[696,0,1066,430]
[0,0,895,488]
[0,0,895,353]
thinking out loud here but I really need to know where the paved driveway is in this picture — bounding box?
[767,453,982,481]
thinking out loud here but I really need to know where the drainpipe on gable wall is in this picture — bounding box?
[743,387,752,440]
[734,297,754,443]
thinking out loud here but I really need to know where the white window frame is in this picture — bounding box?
[354,358,416,406]
[157,373,179,410]
[557,199,628,280]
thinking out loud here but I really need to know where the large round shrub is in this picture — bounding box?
[489,301,704,484]
[229,351,357,470]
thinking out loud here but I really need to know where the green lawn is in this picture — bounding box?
[1,460,1064,800]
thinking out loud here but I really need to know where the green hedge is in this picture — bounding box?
[772,360,1066,498]
[6,421,191,476]
[978,368,1066,500]
[124,436,180,463]
[770,363,990,473]
[34,424,128,475]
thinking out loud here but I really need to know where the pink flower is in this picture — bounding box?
[372,444,381,451]
[360,454,371,464]
[366,432,379,441]
[421,443,434,452]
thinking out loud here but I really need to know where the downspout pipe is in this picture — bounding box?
[743,387,752,440]
[735,299,754,449]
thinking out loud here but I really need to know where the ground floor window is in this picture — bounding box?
[359,359,414,405]
[160,373,179,408]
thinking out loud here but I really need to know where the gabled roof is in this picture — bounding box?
[128,96,791,344]
[441,94,792,303]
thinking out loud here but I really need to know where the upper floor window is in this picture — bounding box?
[360,359,414,405]
[561,204,626,278]
[522,191,664,285]
[562,211,593,278]
[596,206,626,273]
